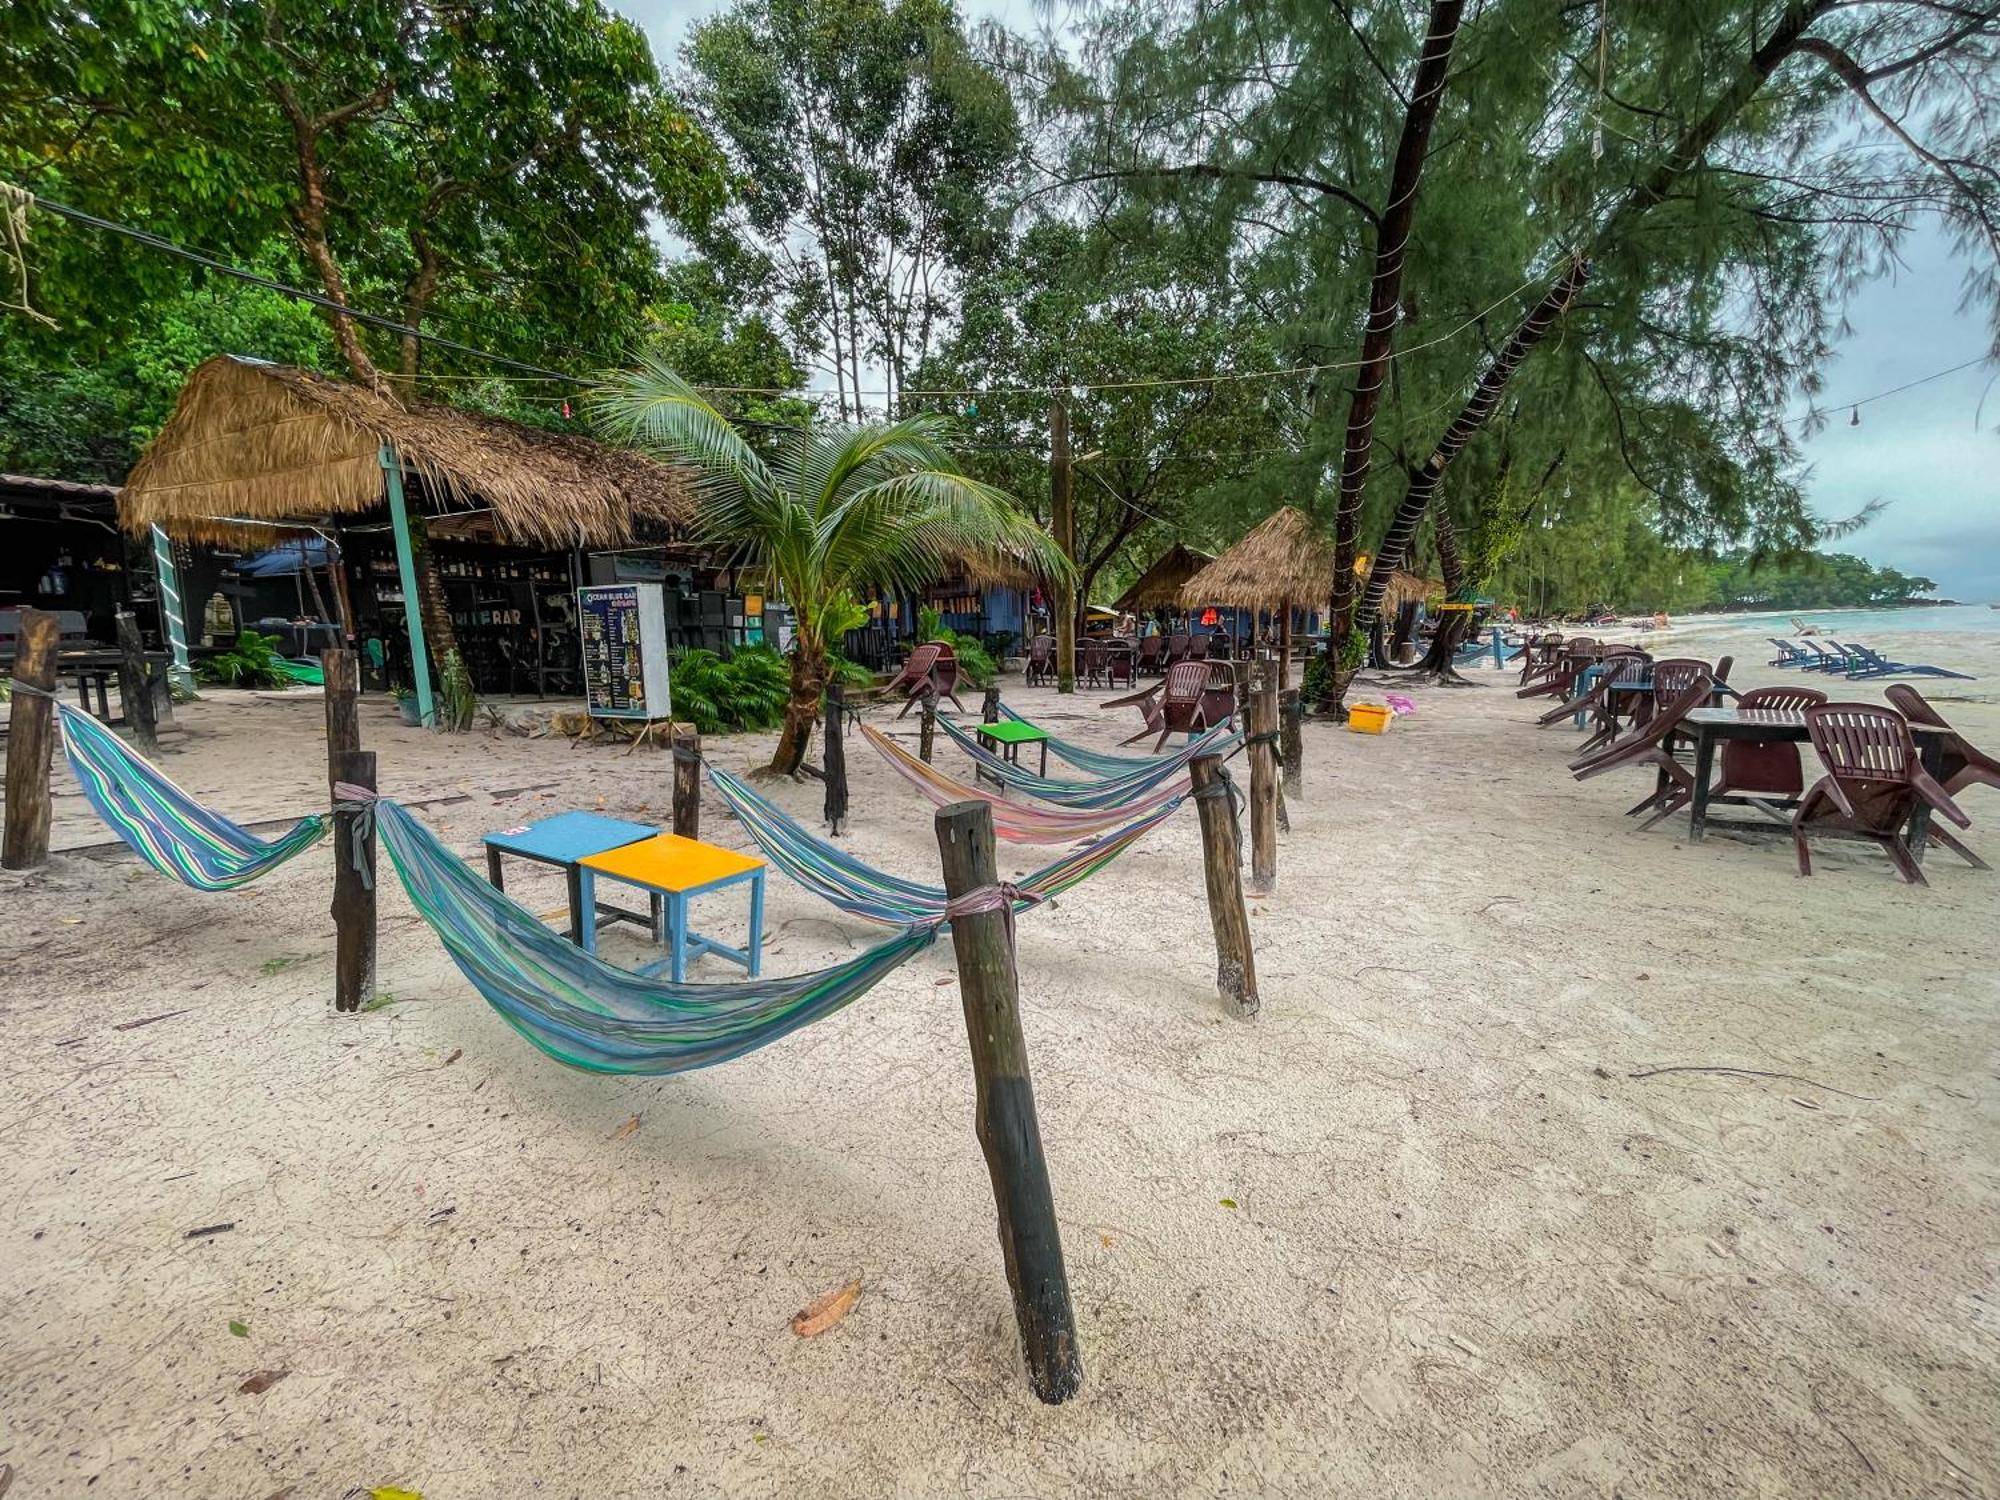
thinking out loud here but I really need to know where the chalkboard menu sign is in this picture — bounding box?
[577,583,672,720]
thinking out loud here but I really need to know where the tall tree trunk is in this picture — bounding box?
[1321,0,1466,703]
[1355,257,1589,631]
[1410,512,1475,681]
[770,643,827,776]
[1351,0,1837,645]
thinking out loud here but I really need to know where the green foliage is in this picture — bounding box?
[436,649,477,733]
[682,0,1020,414]
[592,357,1068,769]
[1694,553,1939,613]
[669,646,792,735]
[195,630,293,691]
[2,0,729,383]
[913,604,996,687]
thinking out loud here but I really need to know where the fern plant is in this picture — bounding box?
[669,646,792,735]
[195,629,293,690]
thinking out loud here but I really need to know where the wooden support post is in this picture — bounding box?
[934,800,1082,1404]
[982,683,1001,724]
[919,688,938,764]
[331,749,377,1014]
[114,610,157,751]
[1189,755,1259,1018]
[380,444,434,726]
[1050,397,1076,694]
[672,725,702,839]
[822,685,848,836]
[321,650,375,1013]
[1246,659,1279,893]
[2,606,59,870]
[1280,687,1304,797]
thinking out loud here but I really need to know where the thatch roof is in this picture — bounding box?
[120,356,693,547]
[1381,568,1445,612]
[1115,542,1214,612]
[1181,506,1333,608]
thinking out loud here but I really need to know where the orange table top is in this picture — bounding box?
[577,832,765,892]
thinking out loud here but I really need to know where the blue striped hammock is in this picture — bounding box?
[992,701,1201,778]
[371,799,940,1074]
[708,764,1179,925]
[933,714,1239,806]
[51,699,329,889]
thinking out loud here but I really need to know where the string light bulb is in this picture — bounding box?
[1849,406,1860,426]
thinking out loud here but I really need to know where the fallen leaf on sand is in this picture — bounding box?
[371,1489,423,1500]
[228,1319,250,1337]
[1099,1232,1114,1248]
[443,1048,462,1066]
[1220,1198,1238,1210]
[607,1115,641,1141]
[791,1278,862,1337]
[239,1369,290,1394]
[932,976,954,987]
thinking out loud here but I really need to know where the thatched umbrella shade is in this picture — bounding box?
[1179,506,1334,687]
[121,356,695,722]
[1114,542,1214,617]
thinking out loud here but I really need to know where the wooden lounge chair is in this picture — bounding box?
[1025,633,1055,687]
[1794,704,1976,884]
[1567,676,1714,830]
[1710,684,1829,807]
[1105,660,1224,751]
[1884,685,2000,800]
[1843,644,1975,681]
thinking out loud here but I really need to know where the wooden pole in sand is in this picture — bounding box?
[1246,659,1278,893]
[982,683,1001,724]
[1280,688,1304,794]
[822,684,848,836]
[919,686,938,764]
[322,650,375,1013]
[672,725,702,839]
[934,800,1081,1404]
[1189,754,1258,1017]
[114,610,158,752]
[2,607,59,870]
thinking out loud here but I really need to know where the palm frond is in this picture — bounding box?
[589,355,776,526]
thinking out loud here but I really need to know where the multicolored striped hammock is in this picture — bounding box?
[860,724,1189,842]
[932,714,1238,806]
[992,702,1195,777]
[42,695,329,889]
[708,764,1180,924]
[370,796,946,1075]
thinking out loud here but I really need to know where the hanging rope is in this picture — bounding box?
[0,181,57,329]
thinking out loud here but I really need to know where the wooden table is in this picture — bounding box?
[482,811,660,944]
[974,718,1050,780]
[1684,708,1950,861]
[1,647,173,725]
[577,833,766,981]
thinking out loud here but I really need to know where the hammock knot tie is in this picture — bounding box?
[331,783,379,890]
[8,677,57,700]
[1192,762,1245,859]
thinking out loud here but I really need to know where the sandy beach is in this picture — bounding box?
[2,627,1996,1498]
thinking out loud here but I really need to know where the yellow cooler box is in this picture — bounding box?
[1348,703,1392,734]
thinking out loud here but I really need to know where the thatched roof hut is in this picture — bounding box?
[1115,542,1214,613]
[1380,568,1445,614]
[119,356,693,547]
[1179,506,1333,609]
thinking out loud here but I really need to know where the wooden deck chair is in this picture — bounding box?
[1794,703,1975,884]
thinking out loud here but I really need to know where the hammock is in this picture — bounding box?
[371,797,942,1075]
[860,724,1189,843]
[933,714,1237,806]
[708,764,1179,925]
[992,702,1194,777]
[43,696,329,889]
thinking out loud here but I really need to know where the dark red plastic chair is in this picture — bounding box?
[1164,633,1190,667]
[1568,676,1713,829]
[1885,684,2000,799]
[1185,634,1212,663]
[1106,660,1225,750]
[1794,703,1974,884]
[1080,638,1108,688]
[1135,635,1166,675]
[1025,634,1055,687]
[884,642,941,717]
[930,644,966,713]
[1711,685,1828,802]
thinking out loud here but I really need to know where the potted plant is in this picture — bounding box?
[388,684,421,726]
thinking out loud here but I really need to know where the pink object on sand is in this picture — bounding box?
[1385,693,1416,716]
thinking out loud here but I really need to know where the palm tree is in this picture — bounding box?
[595,357,1072,775]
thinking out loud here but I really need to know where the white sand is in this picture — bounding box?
[2,632,1996,1498]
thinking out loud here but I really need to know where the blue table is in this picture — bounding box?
[482,811,661,945]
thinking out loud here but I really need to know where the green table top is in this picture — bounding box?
[975,719,1049,744]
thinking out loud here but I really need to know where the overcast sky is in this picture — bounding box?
[630,0,1998,603]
